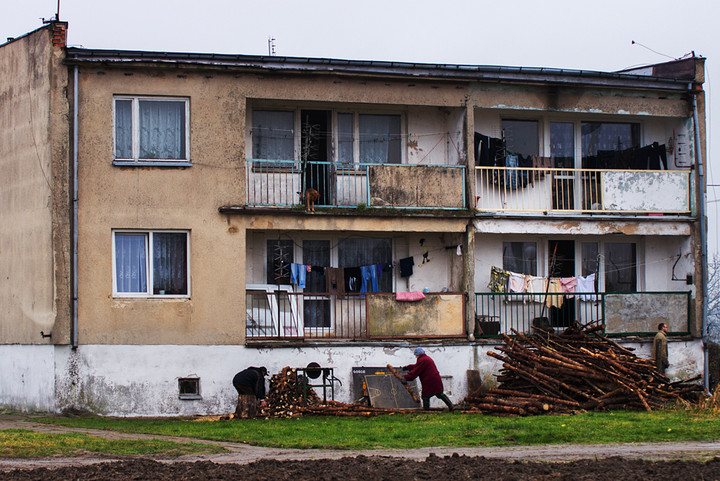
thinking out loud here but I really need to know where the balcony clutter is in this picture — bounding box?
[461,325,703,415]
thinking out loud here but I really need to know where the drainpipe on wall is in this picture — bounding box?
[71,65,78,349]
[691,86,708,392]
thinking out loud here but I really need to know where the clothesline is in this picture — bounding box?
[487,266,598,307]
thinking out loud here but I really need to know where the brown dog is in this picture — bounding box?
[304,188,320,212]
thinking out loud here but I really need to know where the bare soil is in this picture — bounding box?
[3,455,720,480]
[2,415,720,480]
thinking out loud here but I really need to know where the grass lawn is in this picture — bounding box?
[31,409,720,450]
[0,428,227,458]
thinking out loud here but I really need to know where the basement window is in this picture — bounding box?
[178,377,201,400]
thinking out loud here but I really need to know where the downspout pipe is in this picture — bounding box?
[691,85,708,392]
[72,65,78,349]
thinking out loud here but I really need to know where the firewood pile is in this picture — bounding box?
[261,366,321,418]
[260,366,406,418]
[461,326,704,416]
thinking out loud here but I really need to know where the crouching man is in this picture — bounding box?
[232,366,268,418]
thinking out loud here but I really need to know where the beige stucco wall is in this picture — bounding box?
[76,67,246,345]
[0,27,70,345]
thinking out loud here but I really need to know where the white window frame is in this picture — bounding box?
[113,96,190,164]
[248,107,406,165]
[112,230,191,298]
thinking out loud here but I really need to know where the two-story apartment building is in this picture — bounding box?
[0,22,708,415]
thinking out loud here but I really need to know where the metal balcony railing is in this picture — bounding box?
[475,166,692,215]
[474,291,691,337]
[246,159,466,210]
[246,290,466,340]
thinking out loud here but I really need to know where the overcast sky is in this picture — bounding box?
[3,0,720,252]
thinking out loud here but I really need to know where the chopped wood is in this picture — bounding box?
[461,324,704,416]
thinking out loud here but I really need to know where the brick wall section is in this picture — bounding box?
[51,22,68,47]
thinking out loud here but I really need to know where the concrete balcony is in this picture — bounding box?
[475,166,692,216]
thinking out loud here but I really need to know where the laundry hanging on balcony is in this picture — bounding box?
[487,266,596,303]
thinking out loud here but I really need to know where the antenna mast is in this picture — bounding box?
[268,36,276,56]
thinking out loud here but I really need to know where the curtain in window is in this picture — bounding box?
[115,234,147,293]
[359,115,401,164]
[153,233,188,295]
[337,113,354,165]
[139,100,186,160]
[338,238,392,292]
[253,111,294,160]
[115,99,132,159]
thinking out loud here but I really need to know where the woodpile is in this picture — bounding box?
[259,366,407,418]
[261,366,321,418]
[462,326,704,416]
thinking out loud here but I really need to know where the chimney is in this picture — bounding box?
[50,22,68,47]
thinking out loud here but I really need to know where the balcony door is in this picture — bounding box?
[303,240,331,329]
[548,240,575,327]
[301,110,332,206]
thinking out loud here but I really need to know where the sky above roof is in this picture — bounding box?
[3,0,719,252]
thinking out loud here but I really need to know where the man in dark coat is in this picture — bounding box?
[651,323,669,376]
[403,348,453,411]
[233,366,268,406]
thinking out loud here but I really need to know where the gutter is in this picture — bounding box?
[691,86,708,392]
[71,65,78,349]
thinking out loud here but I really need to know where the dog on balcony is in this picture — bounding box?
[303,187,320,212]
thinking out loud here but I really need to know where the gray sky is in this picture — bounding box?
[3,0,719,252]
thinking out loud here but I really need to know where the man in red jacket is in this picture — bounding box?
[402,347,454,411]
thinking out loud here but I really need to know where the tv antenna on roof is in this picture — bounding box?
[268,36,276,56]
[631,40,676,61]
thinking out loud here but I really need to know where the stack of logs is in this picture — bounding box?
[261,366,321,418]
[260,366,407,418]
[462,326,703,416]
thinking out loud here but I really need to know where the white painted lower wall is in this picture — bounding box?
[0,345,56,412]
[0,339,706,416]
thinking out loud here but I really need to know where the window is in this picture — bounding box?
[359,114,401,164]
[581,242,599,276]
[550,122,575,209]
[250,109,403,165]
[113,231,189,297]
[266,239,294,284]
[338,238,393,292]
[252,110,294,160]
[502,119,539,157]
[581,122,640,169]
[502,242,537,276]
[178,378,201,400]
[114,97,189,163]
[605,243,637,293]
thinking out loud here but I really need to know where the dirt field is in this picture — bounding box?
[3,455,720,480]
[2,415,720,479]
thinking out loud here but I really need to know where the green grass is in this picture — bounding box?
[33,409,720,450]
[0,429,227,458]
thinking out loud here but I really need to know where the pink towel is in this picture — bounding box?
[396,291,426,302]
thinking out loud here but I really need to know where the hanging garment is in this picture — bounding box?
[560,277,577,298]
[487,266,510,293]
[545,278,564,309]
[344,267,362,293]
[525,275,547,302]
[576,273,597,301]
[399,257,415,278]
[325,267,345,295]
[508,272,526,293]
[290,263,306,288]
[360,265,379,293]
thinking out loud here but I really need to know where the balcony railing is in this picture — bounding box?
[246,290,465,340]
[246,159,466,210]
[474,291,691,337]
[475,166,692,215]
